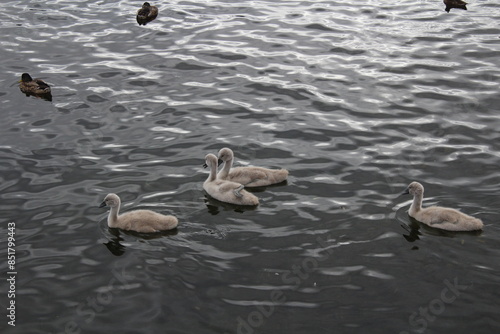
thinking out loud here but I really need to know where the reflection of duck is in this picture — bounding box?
[444,0,467,13]
[217,147,288,187]
[401,182,483,231]
[99,193,178,233]
[19,73,52,101]
[137,2,158,25]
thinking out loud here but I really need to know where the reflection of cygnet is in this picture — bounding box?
[217,147,288,187]
[401,182,483,231]
[203,153,259,206]
[99,193,178,233]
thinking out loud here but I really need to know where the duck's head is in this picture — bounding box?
[143,2,151,7]
[20,73,33,83]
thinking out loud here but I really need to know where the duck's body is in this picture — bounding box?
[99,193,178,233]
[19,73,52,99]
[137,2,158,25]
[203,153,259,206]
[217,148,288,188]
[401,182,483,231]
[444,0,467,12]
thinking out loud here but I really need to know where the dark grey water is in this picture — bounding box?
[1,0,499,333]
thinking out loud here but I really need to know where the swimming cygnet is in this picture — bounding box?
[216,147,288,187]
[401,181,483,231]
[99,193,178,233]
[203,153,259,206]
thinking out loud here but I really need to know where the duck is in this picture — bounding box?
[216,147,288,187]
[19,73,52,100]
[99,193,178,233]
[401,181,483,231]
[137,2,158,25]
[444,0,467,13]
[203,153,259,206]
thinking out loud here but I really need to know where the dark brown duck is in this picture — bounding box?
[137,2,158,25]
[444,0,467,13]
[19,73,52,101]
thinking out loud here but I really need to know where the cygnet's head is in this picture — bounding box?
[99,193,120,208]
[217,147,234,166]
[203,153,218,169]
[401,181,424,196]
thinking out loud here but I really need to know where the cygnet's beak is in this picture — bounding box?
[217,159,223,167]
[202,163,208,169]
[99,201,107,208]
[400,188,410,196]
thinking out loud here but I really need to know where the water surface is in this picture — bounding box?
[1,1,499,333]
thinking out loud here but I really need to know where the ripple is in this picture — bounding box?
[1,0,500,333]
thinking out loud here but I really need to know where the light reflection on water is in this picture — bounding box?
[1,0,499,333]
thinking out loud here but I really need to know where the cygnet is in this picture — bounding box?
[203,153,259,206]
[99,193,178,233]
[401,181,483,231]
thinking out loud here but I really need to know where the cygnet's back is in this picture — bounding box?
[217,147,288,187]
[401,181,483,232]
[99,193,178,233]
[412,206,483,232]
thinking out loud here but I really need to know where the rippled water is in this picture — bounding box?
[1,0,500,333]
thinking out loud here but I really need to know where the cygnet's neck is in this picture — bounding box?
[409,192,423,215]
[207,159,218,182]
[218,157,233,179]
[107,203,120,228]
